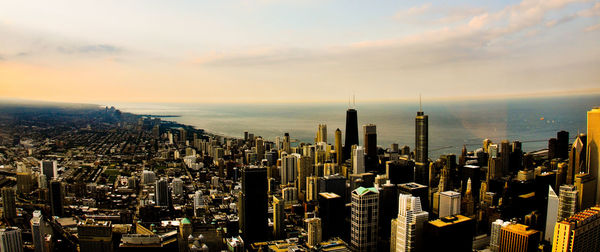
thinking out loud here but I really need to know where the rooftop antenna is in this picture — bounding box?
[419,93,422,112]
[353,93,356,108]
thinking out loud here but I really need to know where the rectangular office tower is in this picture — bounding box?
[588,107,600,204]
[552,206,600,252]
[498,223,540,252]
[425,215,475,251]
[350,187,379,252]
[318,192,345,240]
[77,219,113,252]
[398,182,429,213]
[0,227,23,252]
[240,166,268,244]
[439,191,461,218]
[395,194,429,252]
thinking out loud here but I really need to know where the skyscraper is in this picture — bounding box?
[49,180,63,217]
[273,196,284,239]
[0,227,23,252]
[40,160,57,181]
[551,206,600,252]
[587,107,600,204]
[344,108,359,161]
[545,186,558,242]
[297,155,313,200]
[317,124,327,143]
[574,173,596,210]
[490,219,508,252]
[363,124,377,159]
[350,187,378,252]
[256,137,265,161]
[567,134,586,185]
[281,153,299,185]
[30,210,48,252]
[317,192,345,240]
[395,194,429,252]
[352,146,365,175]
[424,215,474,251]
[558,184,577,221]
[498,223,540,252]
[439,191,461,218]
[1,188,16,220]
[78,219,113,252]
[240,166,268,243]
[306,217,322,248]
[415,101,429,185]
[557,130,569,160]
[335,128,342,166]
[283,132,291,154]
[155,178,170,207]
[461,178,475,217]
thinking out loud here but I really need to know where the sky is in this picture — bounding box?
[0,0,599,103]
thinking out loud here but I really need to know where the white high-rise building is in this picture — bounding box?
[544,186,558,242]
[558,184,578,221]
[439,191,461,218]
[353,146,365,174]
[395,194,428,252]
[490,219,508,252]
[350,187,379,252]
[171,178,183,196]
[141,170,156,185]
[281,153,300,185]
[193,191,204,217]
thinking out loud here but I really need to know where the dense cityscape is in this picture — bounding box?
[0,101,598,252]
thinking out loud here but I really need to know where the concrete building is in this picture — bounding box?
[439,191,461,218]
[551,206,600,252]
[499,223,540,252]
[350,187,379,252]
[394,194,428,252]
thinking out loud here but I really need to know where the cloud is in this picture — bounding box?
[585,23,600,31]
[57,44,122,54]
[395,3,432,19]
[578,2,600,17]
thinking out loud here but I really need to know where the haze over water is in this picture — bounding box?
[113,95,599,158]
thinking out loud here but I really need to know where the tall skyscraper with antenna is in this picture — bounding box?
[344,97,359,161]
[415,95,429,185]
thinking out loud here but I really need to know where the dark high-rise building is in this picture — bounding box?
[398,182,429,211]
[378,183,398,252]
[557,130,569,159]
[424,215,475,252]
[500,140,511,176]
[343,108,359,161]
[155,178,170,207]
[363,124,377,159]
[462,165,481,203]
[510,141,523,173]
[77,219,113,252]
[240,166,268,244]
[548,138,557,160]
[318,174,347,201]
[40,161,57,181]
[386,159,415,185]
[1,188,16,220]
[317,192,345,240]
[415,103,429,185]
[49,180,64,217]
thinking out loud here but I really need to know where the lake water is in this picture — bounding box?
[111,95,599,158]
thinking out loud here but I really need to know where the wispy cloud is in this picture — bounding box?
[585,23,600,31]
[57,44,122,54]
[394,3,432,19]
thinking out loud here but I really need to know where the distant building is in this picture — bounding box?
[352,146,365,175]
[350,187,378,252]
[551,206,600,252]
[155,178,170,207]
[415,103,428,185]
[317,124,327,143]
[49,180,63,217]
[1,188,16,220]
[40,161,57,181]
[281,153,299,185]
[490,219,508,252]
[272,197,284,239]
[344,108,359,161]
[317,192,344,240]
[0,227,23,252]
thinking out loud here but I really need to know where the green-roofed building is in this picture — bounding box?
[350,187,379,252]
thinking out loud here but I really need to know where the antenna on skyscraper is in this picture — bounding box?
[353,93,355,108]
[419,93,422,112]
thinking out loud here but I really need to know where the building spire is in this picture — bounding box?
[419,93,422,112]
